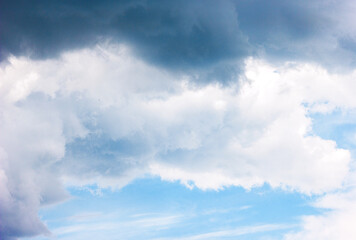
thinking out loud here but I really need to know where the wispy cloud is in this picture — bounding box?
[201,205,251,215]
[153,224,294,240]
[53,213,183,237]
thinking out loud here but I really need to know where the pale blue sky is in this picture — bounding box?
[27,179,318,240]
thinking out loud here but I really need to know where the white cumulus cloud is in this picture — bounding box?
[0,44,355,239]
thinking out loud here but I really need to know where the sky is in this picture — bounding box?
[1,0,356,239]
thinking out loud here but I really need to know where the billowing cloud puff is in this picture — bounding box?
[0,95,69,239]
[0,44,354,239]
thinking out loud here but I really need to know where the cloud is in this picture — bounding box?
[284,183,356,240]
[234,0,356,70]
[0,44,355,239]
[1,0,356,75]
[52,212,182,240]
[149,59,353,193]
[2,2,356,238]
[0,0,248,75]
[0,44,182,239]
[0,102,69,239]
[154,223,292,240]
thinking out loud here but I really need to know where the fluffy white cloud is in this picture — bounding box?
[0,44,355,238]
[150,59,353,193]
[0,100,69,239]
[284,182,356,240]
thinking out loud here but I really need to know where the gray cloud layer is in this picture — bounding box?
[1,0,356,75]
[0,0,246,69]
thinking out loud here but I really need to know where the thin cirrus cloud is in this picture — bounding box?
[1,1,356,240]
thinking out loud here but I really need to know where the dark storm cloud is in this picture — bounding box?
[2,0,350,73]
[0,0,249,69]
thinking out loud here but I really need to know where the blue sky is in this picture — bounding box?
[26,180,318,240]
[2,1,356,240]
